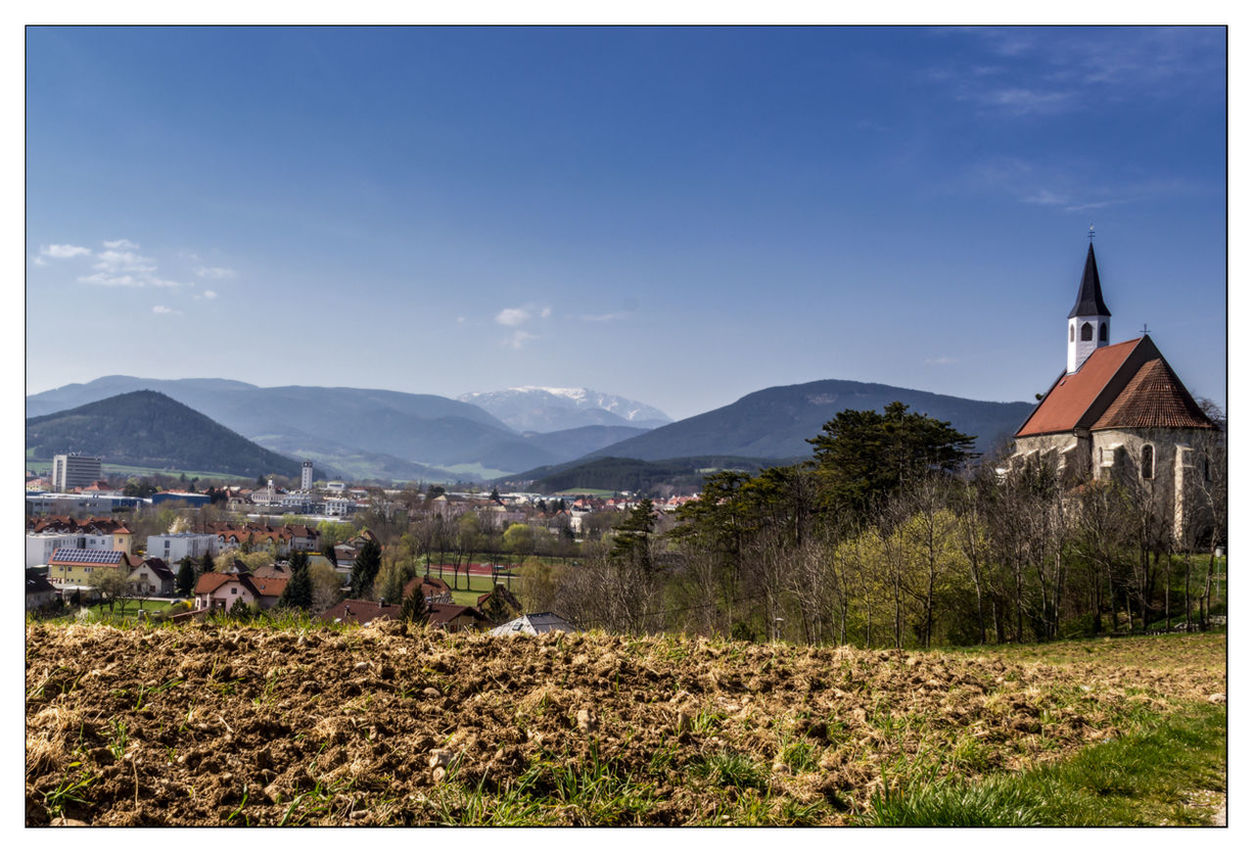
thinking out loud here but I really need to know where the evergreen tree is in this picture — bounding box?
[351,538,383,599]
[611,498,656,573]
[279,550,313,610]
[807,401,975,517]
[176,556,195,596]
[490,486,502,502]
[199,551,214,578]
[399,582,427,624]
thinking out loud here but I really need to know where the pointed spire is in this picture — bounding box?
[1068,243,1111,318]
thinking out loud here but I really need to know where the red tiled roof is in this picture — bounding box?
[251,575,289,598]
[403,576,452,599]
[1090,358,1215,431]
[1016,338,1145,437]
[194,572,261,598]
[426,603,488,629]
[320,599,401,625]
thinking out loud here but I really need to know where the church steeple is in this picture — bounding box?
[1069,243,1111,318]
[1067,241,1112,373]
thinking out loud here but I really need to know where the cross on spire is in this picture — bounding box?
[1088,223,1095,243]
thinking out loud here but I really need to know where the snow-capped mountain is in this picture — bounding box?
[458,387,672,433]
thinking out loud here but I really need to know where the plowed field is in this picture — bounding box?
[25,622,1224,826]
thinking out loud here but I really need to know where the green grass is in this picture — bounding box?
[432,750,658,826]
[860,701,1226,826]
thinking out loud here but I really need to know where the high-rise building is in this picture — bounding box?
[301,460,314,491]
[51,454,102,491]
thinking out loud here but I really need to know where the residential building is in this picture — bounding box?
[320,598,402,626]
[490,612,580,636]
[26,569,59,611]
[47,548,128,590]
[194,571,264,612]
[147,533,219,563]
[51,454,102,491]
[301,460,314,491]
[26,533,81,568]
[126,558,176,597]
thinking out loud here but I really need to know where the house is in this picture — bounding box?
[320,598,402,626]
[126,558,176,597]
[25,569,59,611]
[403,575,454,605]
[147,533,218,563]
[250,575,290,608]
[426,603,491,632]
[1012,243,1220,542]
[47,548,128,589]
[476,584,523,625]
[490,612,580,636]
[193,571,264,612]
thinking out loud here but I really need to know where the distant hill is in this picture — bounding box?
[584,380,1036,463]
[504,455,794,495]
[25,391,313,480]
[458,387,671,431]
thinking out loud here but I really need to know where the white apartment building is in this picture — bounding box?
[51,454,103,491]
[26,533,80,568]
[301,460,314,491]
[146,533,219,563]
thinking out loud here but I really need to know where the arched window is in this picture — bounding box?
[1099,322,1108,342]
[1081,322,1093,342]
[1141,444,1155,479]
[1069,324,1075,342]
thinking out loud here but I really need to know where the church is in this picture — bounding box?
[1012,242,1219,543]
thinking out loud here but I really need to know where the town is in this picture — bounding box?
[25,453,701,633]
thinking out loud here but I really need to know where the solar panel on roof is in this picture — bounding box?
[49,548,124,564]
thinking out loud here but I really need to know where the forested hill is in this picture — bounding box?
[504,455,793,495]
[585,379,1036,462]
[25,390,312,479]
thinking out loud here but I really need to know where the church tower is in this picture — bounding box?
[1067,242,1112,373]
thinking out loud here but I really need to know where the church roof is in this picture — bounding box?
[1016,336,1213,437]
[1068,243,1111,318]
[1091,358,1215,431]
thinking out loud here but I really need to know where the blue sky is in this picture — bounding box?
[25,26,1227,420]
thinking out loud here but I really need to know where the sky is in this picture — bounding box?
[24,25,1228,420]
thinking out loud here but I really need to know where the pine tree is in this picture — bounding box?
[351,538,383,598]
[199,551,214,578]
[279,550,313,610]
[176,556,195,596]
[611,498,656,573]
[399,583,427,624]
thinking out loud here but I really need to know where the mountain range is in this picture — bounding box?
[26,375,1034,485]
[457,387,671,432]
[25,390,314,480]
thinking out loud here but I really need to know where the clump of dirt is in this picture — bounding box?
[25,622,1225,826]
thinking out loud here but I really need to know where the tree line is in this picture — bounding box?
[518,402,1226,648]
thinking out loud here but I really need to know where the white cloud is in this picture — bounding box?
[94,249,156,274]
[77,272,143,287]
[102,239,139,250]
[925,356,958,366]
[504,330,537,349]
[202,290,218,300]
[32,256,47,267]
[580,312,630,323]
[41,244,92,259]
[540,306,552,319]
[495,307,531,327]
[152,305,181,315]
[195,265,236,280]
